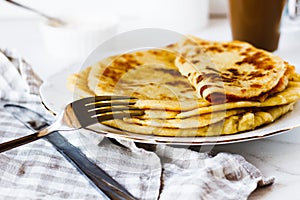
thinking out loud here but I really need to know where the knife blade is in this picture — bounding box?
[4,104,136,200]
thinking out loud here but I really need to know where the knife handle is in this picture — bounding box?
[0,132,42,153]
[46,132,136,200]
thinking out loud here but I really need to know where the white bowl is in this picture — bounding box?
[39,13,119,63]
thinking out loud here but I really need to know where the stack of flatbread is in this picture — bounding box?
[67,36,300,137]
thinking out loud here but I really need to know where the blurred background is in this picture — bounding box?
[0,0,230,78]
[0,0,298,80]
[0,0,228,32]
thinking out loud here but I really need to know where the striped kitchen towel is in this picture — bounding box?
[0,49,274,200]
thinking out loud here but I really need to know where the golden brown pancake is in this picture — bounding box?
[174,36,291,103]
[87,49,198,101]
[103,103,294,136]
[67,36,300,137]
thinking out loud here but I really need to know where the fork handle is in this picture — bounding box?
[0,132,44,153]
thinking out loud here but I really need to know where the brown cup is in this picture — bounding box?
[228,0,286,52]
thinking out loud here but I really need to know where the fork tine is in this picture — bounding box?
[95,110,145,122]
[90,105,145,122]
[85,96,137,104]
[93,95,137,101]
[87,101,137,108]
[80,96,137,107]
[71,96,144,127]
[71,96,137,111]
[89,105,142,115]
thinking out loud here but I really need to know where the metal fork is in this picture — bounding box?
[0,96,144,153]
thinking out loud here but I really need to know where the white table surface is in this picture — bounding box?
[1,18,300,199]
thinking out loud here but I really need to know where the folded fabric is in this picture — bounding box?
[0,49,274,200]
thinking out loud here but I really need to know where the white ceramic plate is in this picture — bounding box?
[40,29,300,145]
[40,64,300,145]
